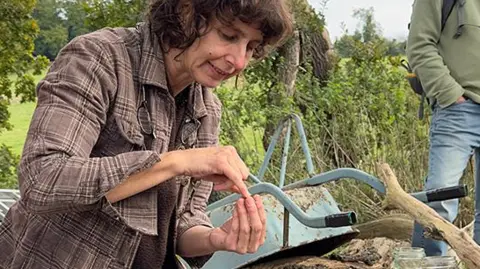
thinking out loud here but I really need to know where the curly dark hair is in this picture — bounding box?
[148,0,293,58]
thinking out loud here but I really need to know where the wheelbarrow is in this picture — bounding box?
[179,113,468,269]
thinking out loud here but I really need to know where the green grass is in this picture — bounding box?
[0,102,36,156]
[0,70,46,156]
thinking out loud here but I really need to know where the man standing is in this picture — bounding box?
[407,0,480,256]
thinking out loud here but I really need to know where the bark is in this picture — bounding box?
[262,30,301,150]
[247,238,408,269]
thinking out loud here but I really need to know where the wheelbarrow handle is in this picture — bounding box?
[410,185,468,203]
[281,168,468,203]
[325,212,358,228]
[207,180,357,228]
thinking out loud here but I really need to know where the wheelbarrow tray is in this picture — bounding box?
[202,184,359,269]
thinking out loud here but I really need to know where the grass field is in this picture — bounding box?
[0,102,36,156]
[0,71,46,156]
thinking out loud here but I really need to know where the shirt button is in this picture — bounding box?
[181,177,189,186]
[185,118,191,123]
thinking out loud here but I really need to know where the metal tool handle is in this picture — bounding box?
[282,168,468,203]
[410,185,468,203]
[207,180,357,228]
[325,212,357,228]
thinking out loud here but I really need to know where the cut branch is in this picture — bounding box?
[377,163,480,269]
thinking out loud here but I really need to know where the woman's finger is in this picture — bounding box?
[205,174,246,195]
[254,195,267,245]
[227,152,245,180]
[245,196,263,253]
[236,199,249,254]
[226,155,250,196]
[209,177,235,192]
[219,161,250,197]
[229,149,250,181]
[225,208,239,251]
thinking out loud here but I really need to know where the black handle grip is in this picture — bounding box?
[325,212,357,227]
[427,185,468,202]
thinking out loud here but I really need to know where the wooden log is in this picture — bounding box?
[377,163,480,269]
[246,237,408,269]
[447,221,475,263]
[245,255,369,269]
[354,214,413,241]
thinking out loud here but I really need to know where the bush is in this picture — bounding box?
[0,145,19,189]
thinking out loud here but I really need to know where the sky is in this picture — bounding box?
[308,0,416,41]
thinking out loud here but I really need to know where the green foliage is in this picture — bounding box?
[352,7,381,43]
[33,0,69,59]
[34,26,69,60]
[0,0,48,130]
[32,0,144,60]
[334,7,406,58]
[82,0,147,30]
[385,39,407,56]
[0,145,19,189]
[0,0,48,189]
[63,0,90,40]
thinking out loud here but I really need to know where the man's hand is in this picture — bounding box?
[209,195,267,254]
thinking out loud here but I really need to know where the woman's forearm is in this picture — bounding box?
[105,151,179,203]
[177,226,217,257]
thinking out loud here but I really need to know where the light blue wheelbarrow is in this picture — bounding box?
[183,114,468,269]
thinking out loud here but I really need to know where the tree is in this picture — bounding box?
[334,8,383,58]
[82,0,147,30]
[62,0,90,41]
[352,7,382,43]
[385,39,406,56]
[33,0,68,60]
[0,0,49,188]
[334,7,406,58]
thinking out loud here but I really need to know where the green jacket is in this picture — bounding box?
[407,0,480,108]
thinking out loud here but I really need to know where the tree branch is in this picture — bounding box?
[377,163,480,268]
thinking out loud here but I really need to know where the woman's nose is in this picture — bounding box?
[225,45,248,71]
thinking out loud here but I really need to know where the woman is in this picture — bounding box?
[0,0,293,268]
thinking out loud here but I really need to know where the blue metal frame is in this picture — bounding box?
[236,113,464,204]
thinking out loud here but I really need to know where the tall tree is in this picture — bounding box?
[353,7,382,43]
[334,7,390,58]
[62,0,89,41]
[33,0,68,59]
[0,0,49,188]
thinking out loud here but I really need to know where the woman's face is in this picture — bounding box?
[181,18,263,88]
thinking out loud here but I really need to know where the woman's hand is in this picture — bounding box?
[208,195,267,254]
[167,146,250,197]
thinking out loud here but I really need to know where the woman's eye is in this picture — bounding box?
[247,43,260,52]
[221,32,237,42]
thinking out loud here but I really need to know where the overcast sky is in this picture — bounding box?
[308,0,416,41]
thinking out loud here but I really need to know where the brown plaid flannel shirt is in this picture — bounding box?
[0,23,221,269]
